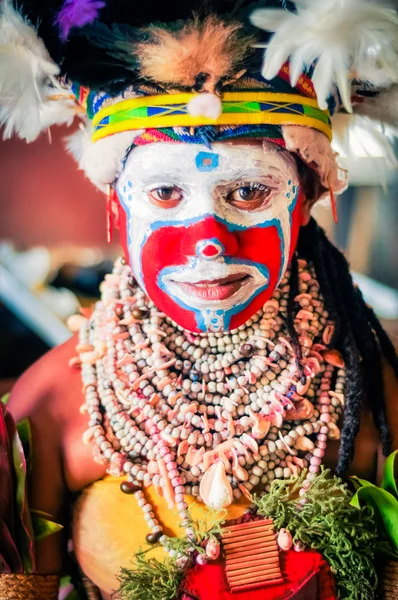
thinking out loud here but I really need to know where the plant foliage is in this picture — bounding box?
[252,468,378,600]
[350,450,398,559]
[117,550,184,600]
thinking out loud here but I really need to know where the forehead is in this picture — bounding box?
[121,141,297,180]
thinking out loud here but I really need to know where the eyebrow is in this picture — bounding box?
[137,169,191,183]
[217,164,284,179]
[131,163,285,185]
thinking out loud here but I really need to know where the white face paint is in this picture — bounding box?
[116,141,302,332]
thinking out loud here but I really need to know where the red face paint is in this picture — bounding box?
[135,191,303,332]
[115,142,303,332]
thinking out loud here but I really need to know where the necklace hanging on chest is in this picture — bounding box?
[74,256,345,545]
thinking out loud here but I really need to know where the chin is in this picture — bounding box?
[149,282,280,333]
[157,263,271,332]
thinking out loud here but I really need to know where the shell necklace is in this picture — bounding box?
[73,257,345,548]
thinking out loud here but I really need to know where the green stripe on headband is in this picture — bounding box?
[91,92,332,142]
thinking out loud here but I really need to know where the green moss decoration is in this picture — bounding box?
[117,551,184,600]
[252,468,378,600]
[117,507,226,600]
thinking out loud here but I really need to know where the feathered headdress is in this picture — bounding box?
[250,0,398,114]
[0,0,397,193]
[0,1,79,141]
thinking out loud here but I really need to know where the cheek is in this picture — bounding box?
[235,226,281,281]
[141,226,200,331]
[234,188,303,271]
[226,193,302,329]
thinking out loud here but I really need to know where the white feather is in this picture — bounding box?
[250,0,398,113]
[0,1,78,141]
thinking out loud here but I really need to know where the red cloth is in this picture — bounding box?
[181,549,337,600]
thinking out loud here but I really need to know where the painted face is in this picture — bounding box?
[116,141,303,333]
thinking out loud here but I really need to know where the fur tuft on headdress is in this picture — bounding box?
[136,16,254,93]
[250,0,398,113]
[0,1,79,142]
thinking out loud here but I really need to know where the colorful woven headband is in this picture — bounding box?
[131,124,286,149]
[91,91,332,143]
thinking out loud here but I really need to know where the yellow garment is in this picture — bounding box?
[72,475,250,595]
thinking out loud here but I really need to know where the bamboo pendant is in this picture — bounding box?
[222,519,284,593]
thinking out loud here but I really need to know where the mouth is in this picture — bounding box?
[172,273,251,301]
[160,260,269,310]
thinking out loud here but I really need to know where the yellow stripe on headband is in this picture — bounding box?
[91,91,332,142]
[91,92,323,124]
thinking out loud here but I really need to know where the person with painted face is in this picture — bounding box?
[1,2,398,600]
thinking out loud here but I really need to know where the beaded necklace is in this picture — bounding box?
[76,257,345,550]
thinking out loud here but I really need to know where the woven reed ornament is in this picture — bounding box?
[0,574,60,600]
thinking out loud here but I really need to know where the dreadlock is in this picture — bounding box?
[287,217,398,476]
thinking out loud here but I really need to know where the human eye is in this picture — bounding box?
[148,185,184,208]
[226,182,274,211]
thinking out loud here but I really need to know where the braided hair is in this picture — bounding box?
[287,217,398,475]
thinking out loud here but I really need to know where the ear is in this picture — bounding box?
[300,194,312,226]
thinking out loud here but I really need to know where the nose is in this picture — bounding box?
[196,239,224,260]
[180,217,239,259]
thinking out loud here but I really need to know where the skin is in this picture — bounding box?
[6,140,398,599]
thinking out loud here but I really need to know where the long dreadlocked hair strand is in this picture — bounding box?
[290,218,397,475]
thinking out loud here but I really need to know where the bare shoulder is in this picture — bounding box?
[8,335,80,423]
[8,335,106,493]
[6,337,106,573]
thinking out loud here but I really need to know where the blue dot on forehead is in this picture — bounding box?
[195,151,219,172]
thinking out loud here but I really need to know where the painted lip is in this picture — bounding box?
[160,261,269,309]
[174,273,251,301]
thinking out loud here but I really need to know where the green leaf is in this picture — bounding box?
[30,509,54,520]
[16,419,32,473]
[375,540,398,561]
[1,393,10,405]
[12,422,35,572]
[352,486,398,551]
[60,575,79,600]
[350,478,377,509]
[31,512,63,542]
[350,476,376,491]
[350,491,361,509]
[382,450,398,500]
